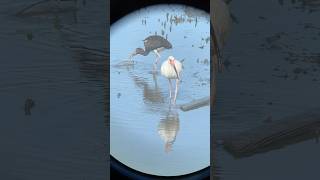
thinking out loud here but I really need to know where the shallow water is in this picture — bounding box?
[214,0,320,179]
[110,5,210,176]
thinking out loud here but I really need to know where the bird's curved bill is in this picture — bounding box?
[129,52,136,61]
[173,65,180,80]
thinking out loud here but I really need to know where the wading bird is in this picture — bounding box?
[129,35,172,70]
[161,56,182,103]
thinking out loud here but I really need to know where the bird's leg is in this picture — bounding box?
[168,79,173,100]
[152,73,158,88]
[153,63,157,71]
[153,50,161,71]
[129,53,135,63]
[173,79,179,104]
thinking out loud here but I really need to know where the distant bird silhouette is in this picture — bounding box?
[161,56,182,104]
[130,35,172,70]
[24,97,35,115]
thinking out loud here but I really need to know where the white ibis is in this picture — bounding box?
[130,35,172,70]
[161,56,182,103]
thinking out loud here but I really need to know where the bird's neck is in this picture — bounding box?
[140,49,149,56]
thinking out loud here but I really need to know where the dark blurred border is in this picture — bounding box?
[109,0,210,179]
[111,0,209,24]
[111,156,210,180]
[106,0,110,179]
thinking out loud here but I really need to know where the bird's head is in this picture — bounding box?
[129,48,145,60]
[135,48,145,55]
[168,56,180,80]
[163,39,173,49]
[168,56,175,65]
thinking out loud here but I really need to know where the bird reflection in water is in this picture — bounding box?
[129,70,165,108]
[142,73,165,104]
[158,105,180,153]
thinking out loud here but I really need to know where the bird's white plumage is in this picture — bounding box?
[160,56,182,79]
[161,56,182,103]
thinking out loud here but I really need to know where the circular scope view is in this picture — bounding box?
[110,4,210,176]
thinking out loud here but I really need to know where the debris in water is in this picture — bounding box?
[265,32,285,44]
[293,67,303,74]
[263,115,272,123]
[26,32,33,40]
[54,16,62,30]
[205,37,210,44]
[179,96,210,111]
[203,58,209,65]
[223,59,231,70]
[258,16,267,20]
[25,97,35,115]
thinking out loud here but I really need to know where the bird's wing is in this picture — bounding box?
[144,38,158,52]
[143,35,170,52]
